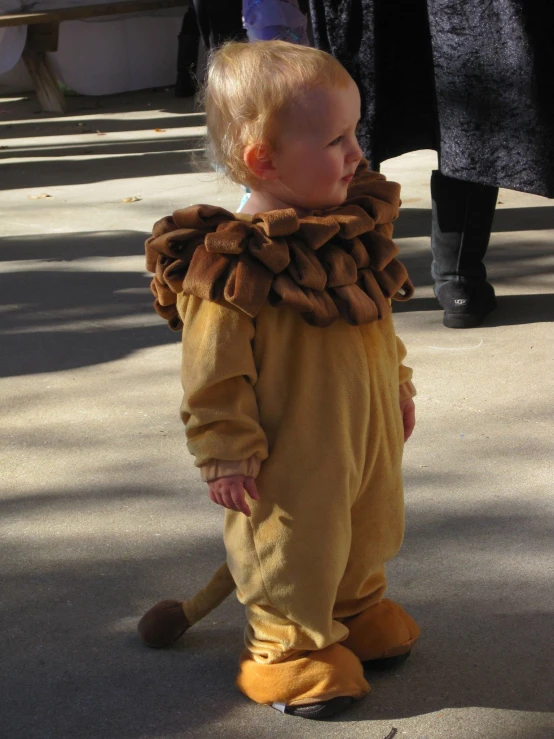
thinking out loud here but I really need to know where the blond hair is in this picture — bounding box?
[203,40,353,187]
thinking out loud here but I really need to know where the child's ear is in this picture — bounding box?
[243,143,278,180]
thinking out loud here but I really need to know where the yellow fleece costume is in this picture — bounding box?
[140,162,420,708]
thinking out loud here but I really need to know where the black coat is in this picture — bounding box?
[309,0,554,197]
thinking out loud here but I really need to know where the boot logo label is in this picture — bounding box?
[454,298,468,305]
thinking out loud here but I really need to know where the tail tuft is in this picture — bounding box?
[138,599,191,648]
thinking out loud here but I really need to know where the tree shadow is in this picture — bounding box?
[0,230,178,378]
[0,87,201,131]
[1,88,210,189]
[1,467,552,738]
[4,148,206,188]
[394,292,554,326]
[0,111,205,139]
[4,135,203,160]
[1,224,552,381]
[394,206,554,240]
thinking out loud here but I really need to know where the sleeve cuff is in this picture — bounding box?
[200,455,262,482]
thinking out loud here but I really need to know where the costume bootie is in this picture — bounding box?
[431,170,498,328]
[236,644,370,720]
[341,598,420,668]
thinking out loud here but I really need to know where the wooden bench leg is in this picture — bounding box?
[22,50,67,114]
[23,23,67,114]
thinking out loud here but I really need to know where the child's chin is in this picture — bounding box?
[293,188,347,212]
[312,192,347,210]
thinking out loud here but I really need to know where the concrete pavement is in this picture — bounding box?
[1,89,553,739]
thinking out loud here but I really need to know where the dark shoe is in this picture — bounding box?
[435,280,496,328]
[275,696,355,720]
[363,649,411,671]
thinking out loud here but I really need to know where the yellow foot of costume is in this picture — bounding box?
[138,600,191,648]
[342,598,420,666]
[237,643,370,719]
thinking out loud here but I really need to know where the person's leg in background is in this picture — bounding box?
[175,4,201,97]
[193,0,245,49]
[176,1,245,98]
[431,170,498,328]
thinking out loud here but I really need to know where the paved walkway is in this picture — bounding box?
[1,90,553,739]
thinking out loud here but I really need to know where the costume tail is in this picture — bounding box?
[138,562,235,648]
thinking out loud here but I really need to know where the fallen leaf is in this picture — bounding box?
[121,196,142,203]
[153,128,166,133]
[28,193,52,199]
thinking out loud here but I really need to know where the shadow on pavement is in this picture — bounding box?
[1,89,209,189]
[0,87,201,129]
[4,148,207,188]
[394,292,554,326]
[1,222,552,378]
[3,136,203,159]
[0,112,205,139]
[1,473,552,739]
[395,205,554,240]
[0,230,178,378]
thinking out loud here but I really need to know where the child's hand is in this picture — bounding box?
[399,397,416,442]
[208,475,259,517]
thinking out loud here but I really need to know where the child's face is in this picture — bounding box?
[270,80,363,211]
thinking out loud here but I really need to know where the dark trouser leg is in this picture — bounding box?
[177,1,244,97]
[175,7,200,97]
[431,170,499,328]
[192,0,245,49]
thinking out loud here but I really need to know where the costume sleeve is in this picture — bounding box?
[177,293,269,481]
[396,335,416,401]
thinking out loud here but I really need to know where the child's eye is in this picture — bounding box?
[328,135,343,146]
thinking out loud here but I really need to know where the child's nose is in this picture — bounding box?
[347,138,363,162]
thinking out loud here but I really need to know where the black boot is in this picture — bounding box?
[431,170,498,328]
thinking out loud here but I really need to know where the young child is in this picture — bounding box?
[142,40,420,720]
